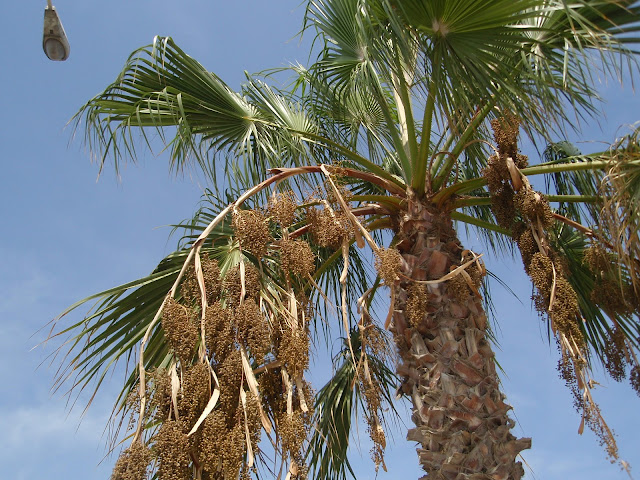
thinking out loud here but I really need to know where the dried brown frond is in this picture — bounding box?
[154,420,191,480]
[280,239,316,279]
[269,191,298,228]
[232,209,273,258]
[406,284,428,328]
[111,442,151,480]
[375,248,403,286]
[162,297,198,362]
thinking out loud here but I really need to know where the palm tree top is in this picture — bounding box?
[50,1,640,478]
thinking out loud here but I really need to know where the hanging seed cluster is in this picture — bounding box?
[111,442,151,480]
[155,420,192,480]
[375,247,403,286]
[269,191,298,228]
[406,283,428,328]
[603,328,628,382]
[306,206,354,249]
[357,320,391,471]
[280,239,315,279]
[162,297,198,362]
[483,116,629,462]
[232,209,273,258]
[115,189,325,480]
[483,116,529,230]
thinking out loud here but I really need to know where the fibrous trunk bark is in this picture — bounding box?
[392,198,531,480]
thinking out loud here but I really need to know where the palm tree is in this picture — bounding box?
[50,1,640,479]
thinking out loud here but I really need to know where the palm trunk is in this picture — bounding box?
[392,198,531,480]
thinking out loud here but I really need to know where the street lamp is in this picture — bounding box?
[43,0,69,61]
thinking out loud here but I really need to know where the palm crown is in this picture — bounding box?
[52,1,640,479]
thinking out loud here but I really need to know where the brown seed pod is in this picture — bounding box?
[162,297,198,362]
[488,183,517,229]
[232,209,273,258]
[514,190,554,227]
[603,328,628,382]
[235,299,271,361]
[259,367,285,417]
[280,239,315,279]
[269,191,298,228]
[306,206,353,249]
[279,411,309,465]
[179,363,211,429]
[375,248,403,286]
[216,350,243,417]
[200,413,245,479]
[148,368,172,422]
[154,420,192,480]
[528,252,554,294]
[277,325,310,377]
[111,442,151,480]
[551,278,584,345]
[201,254,222,304]
[406,284,428,328]
[204,301,235,360]
[517,229,538,272]
[583,245,614,277]
[447,274,470,303]
[491,115,520,157]
[223,263,262,305]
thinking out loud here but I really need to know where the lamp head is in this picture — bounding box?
[43,5,70,61]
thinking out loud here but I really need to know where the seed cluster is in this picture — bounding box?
[280,239,315,279]
[155,420,192,480]
[235,299,271,361]
[375,248,403,286]
[406,284,428,328]
[111,442,151,480]
[179,363,211,428]
[269,191,298,228]
[277,324,310,377]
[603,328,627,382]
[306,207,353,248]
[232,209,273,258]
[162,297,198,362]
[118,191,323,480]
[514,190,554,227]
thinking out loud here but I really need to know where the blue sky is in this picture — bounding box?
[1,1,638,479]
